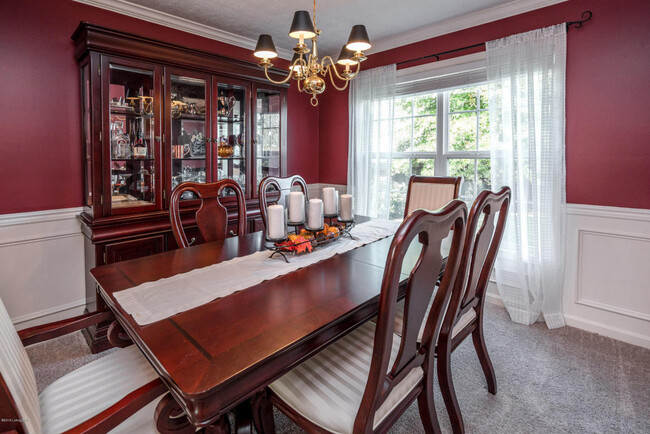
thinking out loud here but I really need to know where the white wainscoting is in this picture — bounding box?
[2,202,648,349]
[0,207,86,330]
[562,204,650,349]
[486,203,650,349]
[306,183,347,199]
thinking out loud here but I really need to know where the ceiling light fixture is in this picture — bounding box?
[254,0,371,106]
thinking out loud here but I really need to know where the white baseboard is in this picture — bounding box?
[12,299,88,331]
[0,207,86,328]
[564,314,650,349]
[485,289,504,308]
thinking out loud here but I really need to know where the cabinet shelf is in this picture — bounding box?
[173,113,205,121]
[172,157,206,161]
[110,106,153,118]
[217,117,244,124]
[111,157,155,161]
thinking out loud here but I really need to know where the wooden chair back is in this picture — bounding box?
[404,176,463,217]
[258,175,308,229]
[443,187,511,338]
[169,180,247,249]
[354,200,468,432]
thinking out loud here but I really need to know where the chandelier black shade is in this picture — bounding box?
[254,34,278,59]
[254,35,278,59]
[346,25,371,52]
[337,46,358,66]
[289,10,316,39]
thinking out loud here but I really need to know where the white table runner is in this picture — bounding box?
[114,219,401,325]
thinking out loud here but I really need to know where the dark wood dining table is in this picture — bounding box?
[91,219,415,432]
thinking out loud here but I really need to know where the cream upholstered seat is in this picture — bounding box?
[0,298,162,434]
[404,176,462,217]
[393,298,477,343]
[269,321,424,434]
[39,346,161,433]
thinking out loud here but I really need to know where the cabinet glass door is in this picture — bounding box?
[214,81,248,195]
[169,74,208,200]
[255,89,282,188]
[108,63,158,211]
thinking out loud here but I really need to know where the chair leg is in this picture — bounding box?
[252,390,276,434]
[417,365,442,434]
[437,339,465,434]
[471,322,497,395]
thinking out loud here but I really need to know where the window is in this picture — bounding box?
[389,84,491,219]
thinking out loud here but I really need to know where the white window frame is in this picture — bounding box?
[388,53,490,211]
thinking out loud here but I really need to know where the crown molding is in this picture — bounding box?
[368,0,568,55]
[72,0,293,60]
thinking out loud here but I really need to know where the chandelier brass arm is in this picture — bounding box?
[253,0,371,107]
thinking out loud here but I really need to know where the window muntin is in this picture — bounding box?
[389,84,491,219]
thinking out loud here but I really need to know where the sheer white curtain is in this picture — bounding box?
[487,24,567,329]
[348,65,396,219]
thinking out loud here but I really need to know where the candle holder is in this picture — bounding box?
[265,211,289,262]
[306,199,324,232]
[285,193,306,227]
[266,221,357,263]
[323,189,339,218]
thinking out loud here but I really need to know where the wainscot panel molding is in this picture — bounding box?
[368,0,567,55]
[0,207,86,330]
[563,203,650,349]
[306,183,347,199]
[488,203,650,349]
[72,0,293,59]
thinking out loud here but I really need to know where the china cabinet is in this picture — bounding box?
[73,22,288,352]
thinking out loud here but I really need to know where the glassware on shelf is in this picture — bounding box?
[108,62,156,211]
[131,118,148,158]
[111,120,130,158]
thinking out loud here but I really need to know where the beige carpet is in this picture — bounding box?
[27,303,650,433]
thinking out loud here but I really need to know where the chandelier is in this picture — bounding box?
[253,0,371,106]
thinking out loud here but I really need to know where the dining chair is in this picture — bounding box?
[0,297,170,433]
[404,175,463,217]
[437,186,511,434]
[252,200,468,434]
[258,175,309,230]
[169,179,247,249]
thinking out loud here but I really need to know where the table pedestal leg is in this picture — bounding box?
[204,415,231,434]
[234,400,254,434]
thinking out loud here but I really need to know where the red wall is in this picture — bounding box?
[0,0,319,214]
[318,0,650,210]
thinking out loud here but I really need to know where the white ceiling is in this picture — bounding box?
[119,0,517,56]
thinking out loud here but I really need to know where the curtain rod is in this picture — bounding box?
[396,10,592,66]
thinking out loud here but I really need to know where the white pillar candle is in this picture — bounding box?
[267,204,286,240]
[287,191,305,223]
[307,199,324,230]
[322,187,338,216]
[340,194,354,221]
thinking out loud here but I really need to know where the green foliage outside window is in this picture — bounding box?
[389,85,492,219]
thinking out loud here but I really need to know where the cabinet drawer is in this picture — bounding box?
[104,235,165,264]
[167,229,204,250]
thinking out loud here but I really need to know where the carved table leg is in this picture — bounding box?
[107,320,133,348]
[155,393,195,434]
